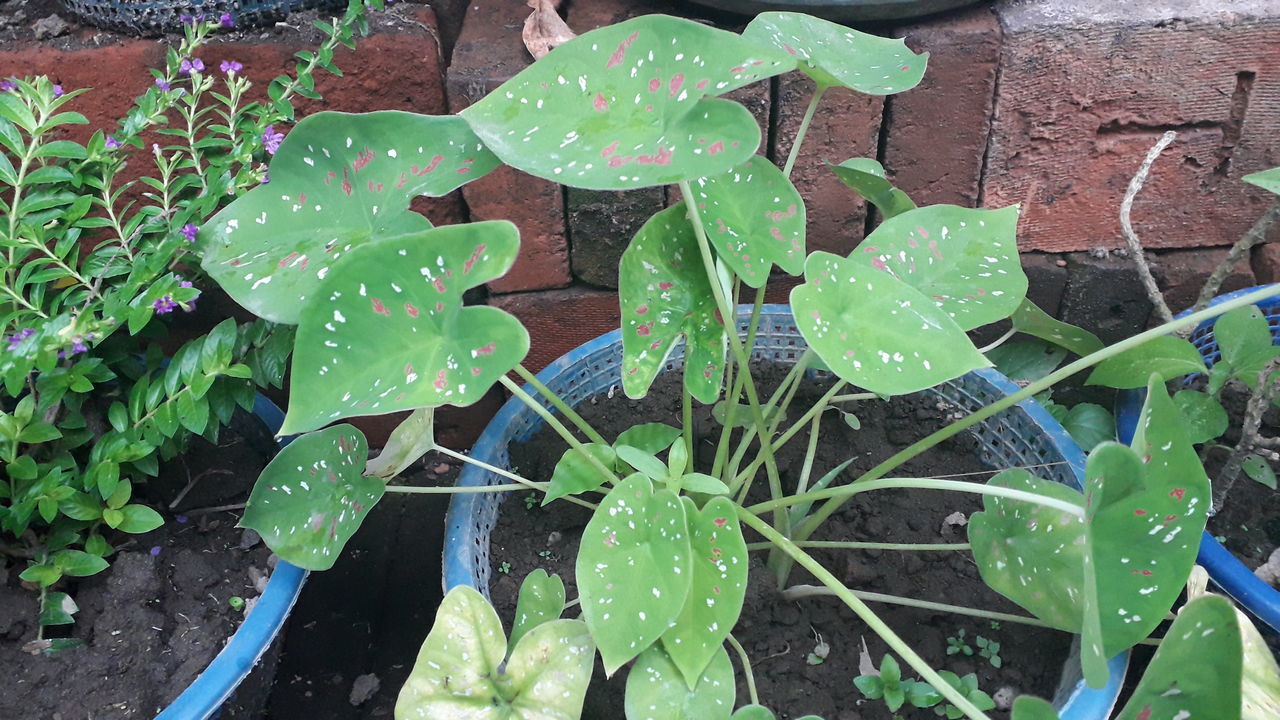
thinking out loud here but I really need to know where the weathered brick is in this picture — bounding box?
[884,6,1000,208]
[985,0,1280,252]
[447,0,571,294]
[491,288,621,373]
[1254,242,1280,284]
[774,74,883,256]
[1148,246,1257,313]
[1021,251,1068,317]
[1060,251,1153,344]
[568,187,666,288]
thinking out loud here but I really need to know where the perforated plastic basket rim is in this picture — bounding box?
[1115,284,1280,633]
[443,304,1125,718]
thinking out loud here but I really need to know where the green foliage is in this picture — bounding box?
[509,569,565,652]
[830,158,917,219]
[852,655,940,713]
[742,13,927,94]
[624,644,735,720]
[1086,335,1207,388]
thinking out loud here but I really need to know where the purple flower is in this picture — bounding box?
[52,84,63,98]
[0,78,16,92]
[6,328,34,351]
[153,296,178,314]
[262,125,285,155]
[105,136,122,149]
[150,546,162,556]
[180,223,198,243]
[176,514,189,524]
[261,172,270,184]
[220,13,234,28]
[179,58,205,76]
[178,280,194,289]
[220,60,243,75]
[179,13,193,24]
[155,77,171,92]
[69,339,88,355]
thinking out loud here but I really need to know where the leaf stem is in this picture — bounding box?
[499,375,616,493]
[746,540,971,552]
[783,85,827,178]
[748,477,1085,518]
[432,444,597,511]
[514,364,608,447]
[782,585,1055,629]
[726,633,760,706]
[383,482,536,494]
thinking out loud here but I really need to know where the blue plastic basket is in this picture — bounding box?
[56,0,342,36]
[1115,284,1280,633]
[154,394,306,720]
[443,305,1126,718]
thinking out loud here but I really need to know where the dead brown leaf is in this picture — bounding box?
[523,0,576,60]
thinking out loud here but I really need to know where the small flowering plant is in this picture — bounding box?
[0,1,383,645]
[200,10,1280,720]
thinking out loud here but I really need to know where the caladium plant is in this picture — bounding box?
[194,9,1280,720]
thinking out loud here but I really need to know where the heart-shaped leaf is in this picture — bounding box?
[792,251,988,395]
[969,468,1088,633]
[615,423,682,455]
[282,221,529,434]
[396,585,594,720]
[1243,455,1277,489]
[731,706,776,720]
[831,158,917,219]
[241,424,379,571]
[661,497,748,688]
[615,445,670,482]
[1113,595,1241,720]
[366,408,435,480]
[543,443,617,505]
[1172,390,1228,445]
[690,155,806,288]
[459,15,793,190]
[509,569,566,652]
[1244,167,1280,195]
[1086,336,1207,389]
[1060,403,1115,452]
[1011,696,1061,720]
[202,112,499,324]
[1010,299,1104,357]
[1079,378,1210,686]
[742,12,927,94]
[576,473,692,675]
[854,205,1025,330]
[1214,305,1280,388]
[625,644,735,720]
[619,204,726,403]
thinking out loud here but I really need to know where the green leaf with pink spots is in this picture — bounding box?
[742,12,927,94]
[1112,595,1241,720]
[831,158,917,219]
[661,497,748,689]
[458,15,794,191]
[688,155,806,288]
[240,424,378,571]
[791,251,988,396]
[395,585,594,720]
[624,644,735,720]
[968,468,1088,633]
[576,473,692,676]
[282,221,528,435]
[619,204,727,403]
[852,205,1025,331]
[201,111,499,324]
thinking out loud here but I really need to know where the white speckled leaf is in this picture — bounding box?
[968,468,1087,633]
[396,585,594,720]
[202,112,498,324]
[282,222,528,435]
[853,205,1025,330]
[619,204,727,403]
[691,155,806,288]
[1243,167,1280,195]
[742,12,927,94]
[509,569,566,653]
[459,15,794,190]
[576,473,692,676]
[830,158,917,219]
[241,424,378,571]
[661,497,748,688]
[624,644,735,720]
[1010,299,1104,358]
[791,251,988,396]
[1113,595,1241,720]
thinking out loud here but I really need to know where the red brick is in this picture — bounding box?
[1150,246,1257,313]
[1255,242,1280,284]
[447,0,571,294]
[491,287,620,374]
[774,74,883,256]
[984,3,1280,252]
[884,6,1000,208]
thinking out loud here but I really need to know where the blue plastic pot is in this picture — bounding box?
[444,305,1126,718]
[1115,284,1280,634]
[154,394,306,720]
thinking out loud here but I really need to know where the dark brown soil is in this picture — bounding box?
[0,414,277,719]
[490,366,1075,720]
[1203,384,1280,571]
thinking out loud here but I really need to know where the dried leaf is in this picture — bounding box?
[523,0,575,60]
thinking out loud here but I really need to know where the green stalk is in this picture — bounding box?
[682,383,695,472]
[514,364,609,447]
[796,282,1280,542]
[432,443,598,512]
[384,482,536,494]
[679,181,790,539]
[737,508,993,720]
[713,286,771,478]
[783,85,827,178]
[782,585,1054,629]
[727,633,760,706]
[733,379,846,490]
[499,376,617,490]
[746,541,971,552]
[794,409,824,497]
[748,477,1085,518]
[726,350,821,495]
